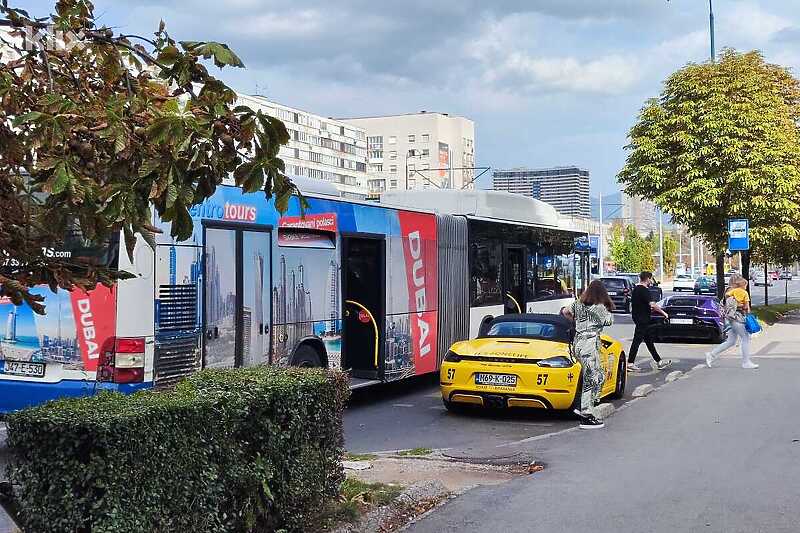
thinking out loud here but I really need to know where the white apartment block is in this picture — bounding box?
[621,192,658,236]
[340,111,475,195]
[237,94,369,199]
[493,166,591,219]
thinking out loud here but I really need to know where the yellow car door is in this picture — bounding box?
[599,345,616,397]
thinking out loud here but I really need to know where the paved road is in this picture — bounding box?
[345,303,713,454]
[409,320,800,532]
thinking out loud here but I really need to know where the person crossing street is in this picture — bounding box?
[627,271,672,372]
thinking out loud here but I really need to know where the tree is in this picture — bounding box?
[0,0,300,312]
[608,225,655,273]
[647,231,678,276]
[618,50,800,298]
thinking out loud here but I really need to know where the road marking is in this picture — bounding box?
[393,403,414,408]
[429,406,446,411]
[496,426,580,448]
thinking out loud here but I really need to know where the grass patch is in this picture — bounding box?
[313,477,403,530]
[344,452,378,461]
[750,303,800,325]
[397,447,433,457]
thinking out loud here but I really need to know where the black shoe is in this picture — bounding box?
[578,414,605,429]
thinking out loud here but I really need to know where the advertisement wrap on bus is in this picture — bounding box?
[0,182,586,412]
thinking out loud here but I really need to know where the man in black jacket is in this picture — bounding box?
[628,271,672,372]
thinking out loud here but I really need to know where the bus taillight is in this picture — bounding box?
[98,337,145,384]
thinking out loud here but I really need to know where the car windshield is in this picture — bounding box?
[484,320,570,342]
[601,278,626,289]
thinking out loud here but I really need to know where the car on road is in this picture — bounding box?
[771,270,780,281]
[753,271,773,286]
[617,272,663,301]
[598,276,633,313]
[672,274,696,292]
[694,276,718,295]
[440,314,626,412]
[648,295,726,343]
[779,270,793,280]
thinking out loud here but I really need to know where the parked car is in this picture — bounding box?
[694,276,718,295]
[771,270,780,281]
[598,276,633,313]
[753,271,773,286]
[649,295,726,343]
[780,270,793,280]
[617,272,663,301]
[672,274,696,292]
[440,314,626,412]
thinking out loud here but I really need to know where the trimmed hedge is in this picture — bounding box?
[5,367,349,533]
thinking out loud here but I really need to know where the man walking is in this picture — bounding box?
[628,271,672,372]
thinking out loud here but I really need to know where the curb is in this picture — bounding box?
[690,363,707,372]
[595,402,615,419]
[665,370,683,383]
[632,384,655,397]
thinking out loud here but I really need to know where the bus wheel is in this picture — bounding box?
[293,344,322,368]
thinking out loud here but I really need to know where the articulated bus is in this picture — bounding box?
[0,178,589,412]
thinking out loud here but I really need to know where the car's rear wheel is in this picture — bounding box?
[442,398,466,414]
[610,352,627,400]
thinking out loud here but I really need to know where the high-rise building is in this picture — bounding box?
[621,192,658,236]
[236,94,369,199]
[339,111,476,194]
[492,166,590,218]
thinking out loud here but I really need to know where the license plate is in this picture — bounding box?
[670,318,693,325]
[475,373,517,387]
[607,291,617,296]
[1,360,46,378]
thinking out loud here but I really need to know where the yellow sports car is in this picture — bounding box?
[440,314,626,412]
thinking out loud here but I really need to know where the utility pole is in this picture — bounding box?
[599,194,604,276]
[690,237,695,277]
[658,208,665,282]
[709,0,716,60]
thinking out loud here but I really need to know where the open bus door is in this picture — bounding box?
[503,245,526,314]
[341,235,385,381]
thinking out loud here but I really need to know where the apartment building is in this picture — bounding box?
[237,94,369,199]
[492,166,591,218]
[340,111,475,195]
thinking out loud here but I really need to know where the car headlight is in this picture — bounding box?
[444,350,462,363]
[537,355,574,368]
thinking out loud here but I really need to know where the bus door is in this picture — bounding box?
[503,245,526,314]
[341,235,385,380]
[203,224,272,369]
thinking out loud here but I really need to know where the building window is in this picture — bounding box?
[422,148,430,157]
[368,136,383,149]
[370,164,383,172]
[408,134,415,143]
[389,150,397,160]
[408,163,415,171]
[408,178,416,189]
[422,163,430,171]
[390,179,398,188]
[422,134,430,143]
[389,165,398,174]
[388,136,397,144]
[369,150,383,159]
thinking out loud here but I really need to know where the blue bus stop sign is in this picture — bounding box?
[728,219,749,251]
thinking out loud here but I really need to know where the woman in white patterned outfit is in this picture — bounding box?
[561,279,615,429]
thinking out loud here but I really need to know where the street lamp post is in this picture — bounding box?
[709,0,715,60]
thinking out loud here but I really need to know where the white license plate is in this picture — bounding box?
[670,318,694,325]
[607,291,618,296]
[475,373,517,387]
[1,360,46,378]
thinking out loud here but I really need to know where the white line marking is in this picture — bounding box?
[496,426,580,448]
[393,403,414,408]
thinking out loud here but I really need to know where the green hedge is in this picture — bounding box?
[5,367,350,533]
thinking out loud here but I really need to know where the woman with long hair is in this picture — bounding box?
[561,280,615,429]
[706,274,758,369]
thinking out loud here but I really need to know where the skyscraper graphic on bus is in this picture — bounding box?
[326,259,340,334]
[4,307,16,343]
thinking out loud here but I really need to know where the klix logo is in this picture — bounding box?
[190,201,257,222]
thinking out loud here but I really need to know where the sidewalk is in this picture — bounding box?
[409,318,800,533]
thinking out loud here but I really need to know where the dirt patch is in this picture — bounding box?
[347,456,517,493]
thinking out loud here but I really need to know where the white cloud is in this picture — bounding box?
[724,2,792,43]
[231,9,325,38]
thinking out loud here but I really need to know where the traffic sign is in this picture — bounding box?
[728,219,749,251]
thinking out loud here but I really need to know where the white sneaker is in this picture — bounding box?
[705,352,714,368]
[742,361,759,369]
[628,363,642,372]
[656,359,673,370]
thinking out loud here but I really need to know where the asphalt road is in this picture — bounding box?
[344,289,720,455]
[409,346,800,533]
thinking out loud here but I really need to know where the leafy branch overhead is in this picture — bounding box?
[0,0,300,312]
[618,50,800,258]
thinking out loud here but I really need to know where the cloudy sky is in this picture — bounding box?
[19,1,800,195]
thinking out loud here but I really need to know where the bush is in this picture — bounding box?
[5,366,350,533]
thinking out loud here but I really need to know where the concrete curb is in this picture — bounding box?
[632,384,655,397]
[690,363,707,372]
[665,370,683,383]
[595,403,615,419]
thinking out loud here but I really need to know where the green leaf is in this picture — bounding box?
[156,45,180,66]
[50,163,72,195]
[12,111,45,127]
[179,41,245,69]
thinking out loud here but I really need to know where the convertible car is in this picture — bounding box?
[648,295,726,343]
[440,314,626,412]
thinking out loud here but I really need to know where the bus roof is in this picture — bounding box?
[379,189,561,229]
